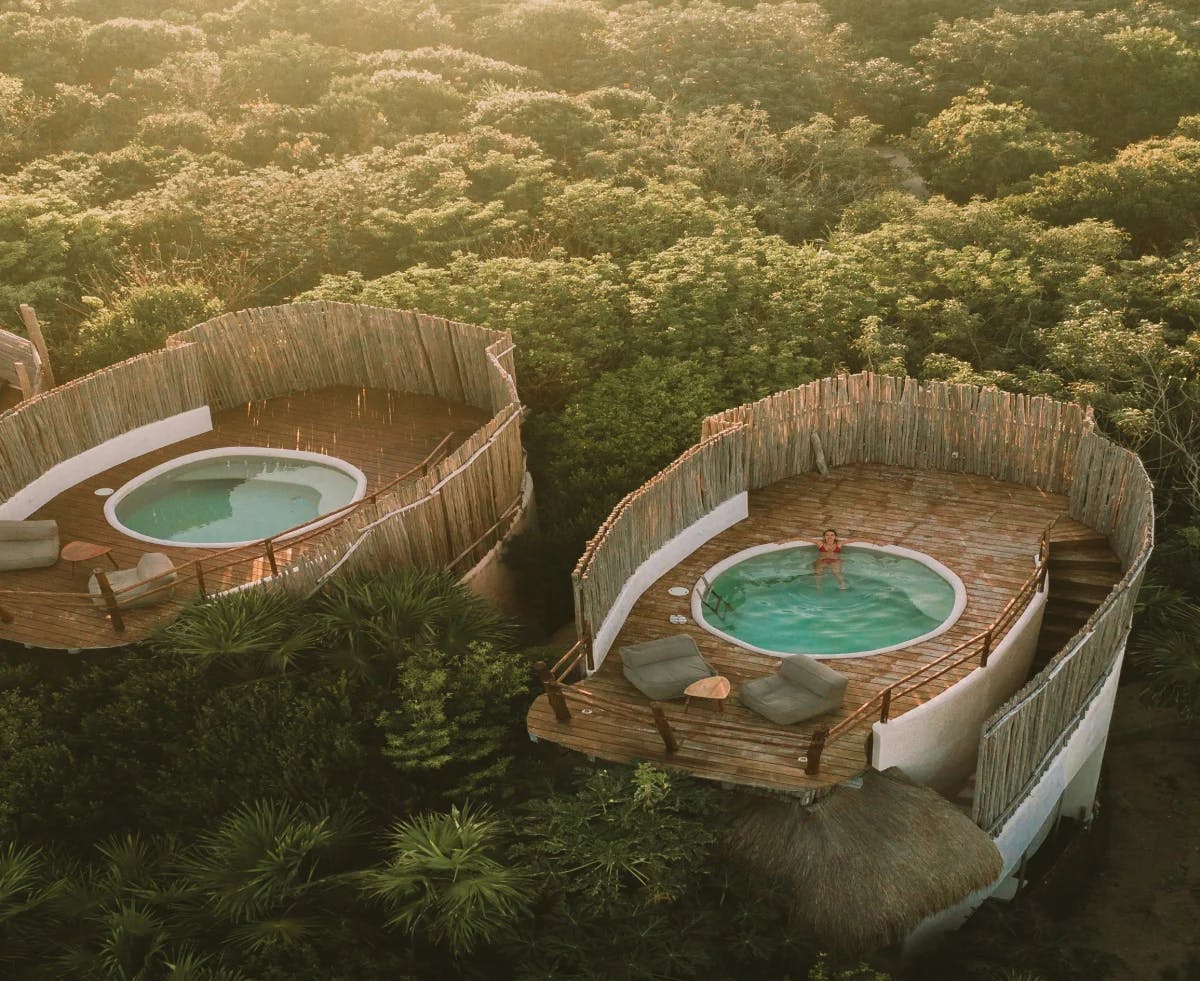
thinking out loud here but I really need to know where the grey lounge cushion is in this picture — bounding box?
[739,653,847,725]
[0,519,59,571]
[621,634,717,700]
[89,552,177,610]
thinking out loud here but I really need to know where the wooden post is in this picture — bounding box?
[583,619,594,673]
[18,305,55,388]
[0,600,13,624]
[534,661,571,722]
[811,431,829,475]
[13,361,34,401]
[93,569,125,633]
[195,560,207,600]
[980,628,994,667]
[804,727,828,776]
[264,539,278,576]
[879,687,892,723]
[649,702,679,753]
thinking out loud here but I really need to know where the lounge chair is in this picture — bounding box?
[620,634,717,700]
[739,654,847,725]
[89,552,177,610]
[0,519,59,571]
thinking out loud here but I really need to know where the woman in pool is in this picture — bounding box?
[813,528,847,589]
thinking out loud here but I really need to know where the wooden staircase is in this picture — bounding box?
[1031,534,1123,674]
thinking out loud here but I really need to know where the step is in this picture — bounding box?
[1046,565,1122,587]
[1041,612,1087,630]
[1050,580,1113,605]
[1039,617,1088,640]
[1056,539,1118,561]
[1048,594,1105,617]
[1049,531,1109,547]
[1041,611,1087,629]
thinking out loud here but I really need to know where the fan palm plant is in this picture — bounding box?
[0,842,64,970]
[174,800,363,956]
[359,803,532,957]
[50,834,182,980]
[150,589,316,680]
[1130,602,1200,716]
[312,569,513,682]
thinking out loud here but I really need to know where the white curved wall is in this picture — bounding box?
[903,637,1125,955]
[589,492,750,669]
[871,567,1048,794]
[0,407,212,520]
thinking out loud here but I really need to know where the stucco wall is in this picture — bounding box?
[872,569,1048,794]
[589,492,750,669]
[0,407,213,520]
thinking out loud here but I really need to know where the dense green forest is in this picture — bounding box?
[2,0,1199,978]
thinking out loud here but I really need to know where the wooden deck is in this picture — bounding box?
[527,464,1120,798]
[0,386,488,651]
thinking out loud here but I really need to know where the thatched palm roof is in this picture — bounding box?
[725,767,1002,955]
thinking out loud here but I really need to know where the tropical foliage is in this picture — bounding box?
[2,0,1197,975]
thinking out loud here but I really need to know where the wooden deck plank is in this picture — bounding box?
[527,463,1121,795]
[0,386,489,650]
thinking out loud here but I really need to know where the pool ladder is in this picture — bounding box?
[698,575,733,619]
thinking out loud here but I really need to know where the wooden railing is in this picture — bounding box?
[534,638,683,754]
[801,523,1055,776]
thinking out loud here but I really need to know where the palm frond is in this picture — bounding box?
[360,803,531,956]
[151,589,312,676]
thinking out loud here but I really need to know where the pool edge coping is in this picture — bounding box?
[103,446,369,550]
[689,540,968,660]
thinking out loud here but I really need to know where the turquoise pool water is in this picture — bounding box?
[112,454,361,546]
[704,546,957,656]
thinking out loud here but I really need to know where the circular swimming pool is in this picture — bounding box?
[691,542,966,658]
[105,448,367,548]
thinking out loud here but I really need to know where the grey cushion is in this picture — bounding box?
[89,552,177,609]
[779,653,847,699]
[620,634,716,700]
[739,654,848,725]
[0,519,59,571]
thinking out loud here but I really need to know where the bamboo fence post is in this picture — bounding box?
[18,305,54,387]
[583,619,594,673]
[650,703,679,753]
[93,569,125,633]
[13,361,33,401]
